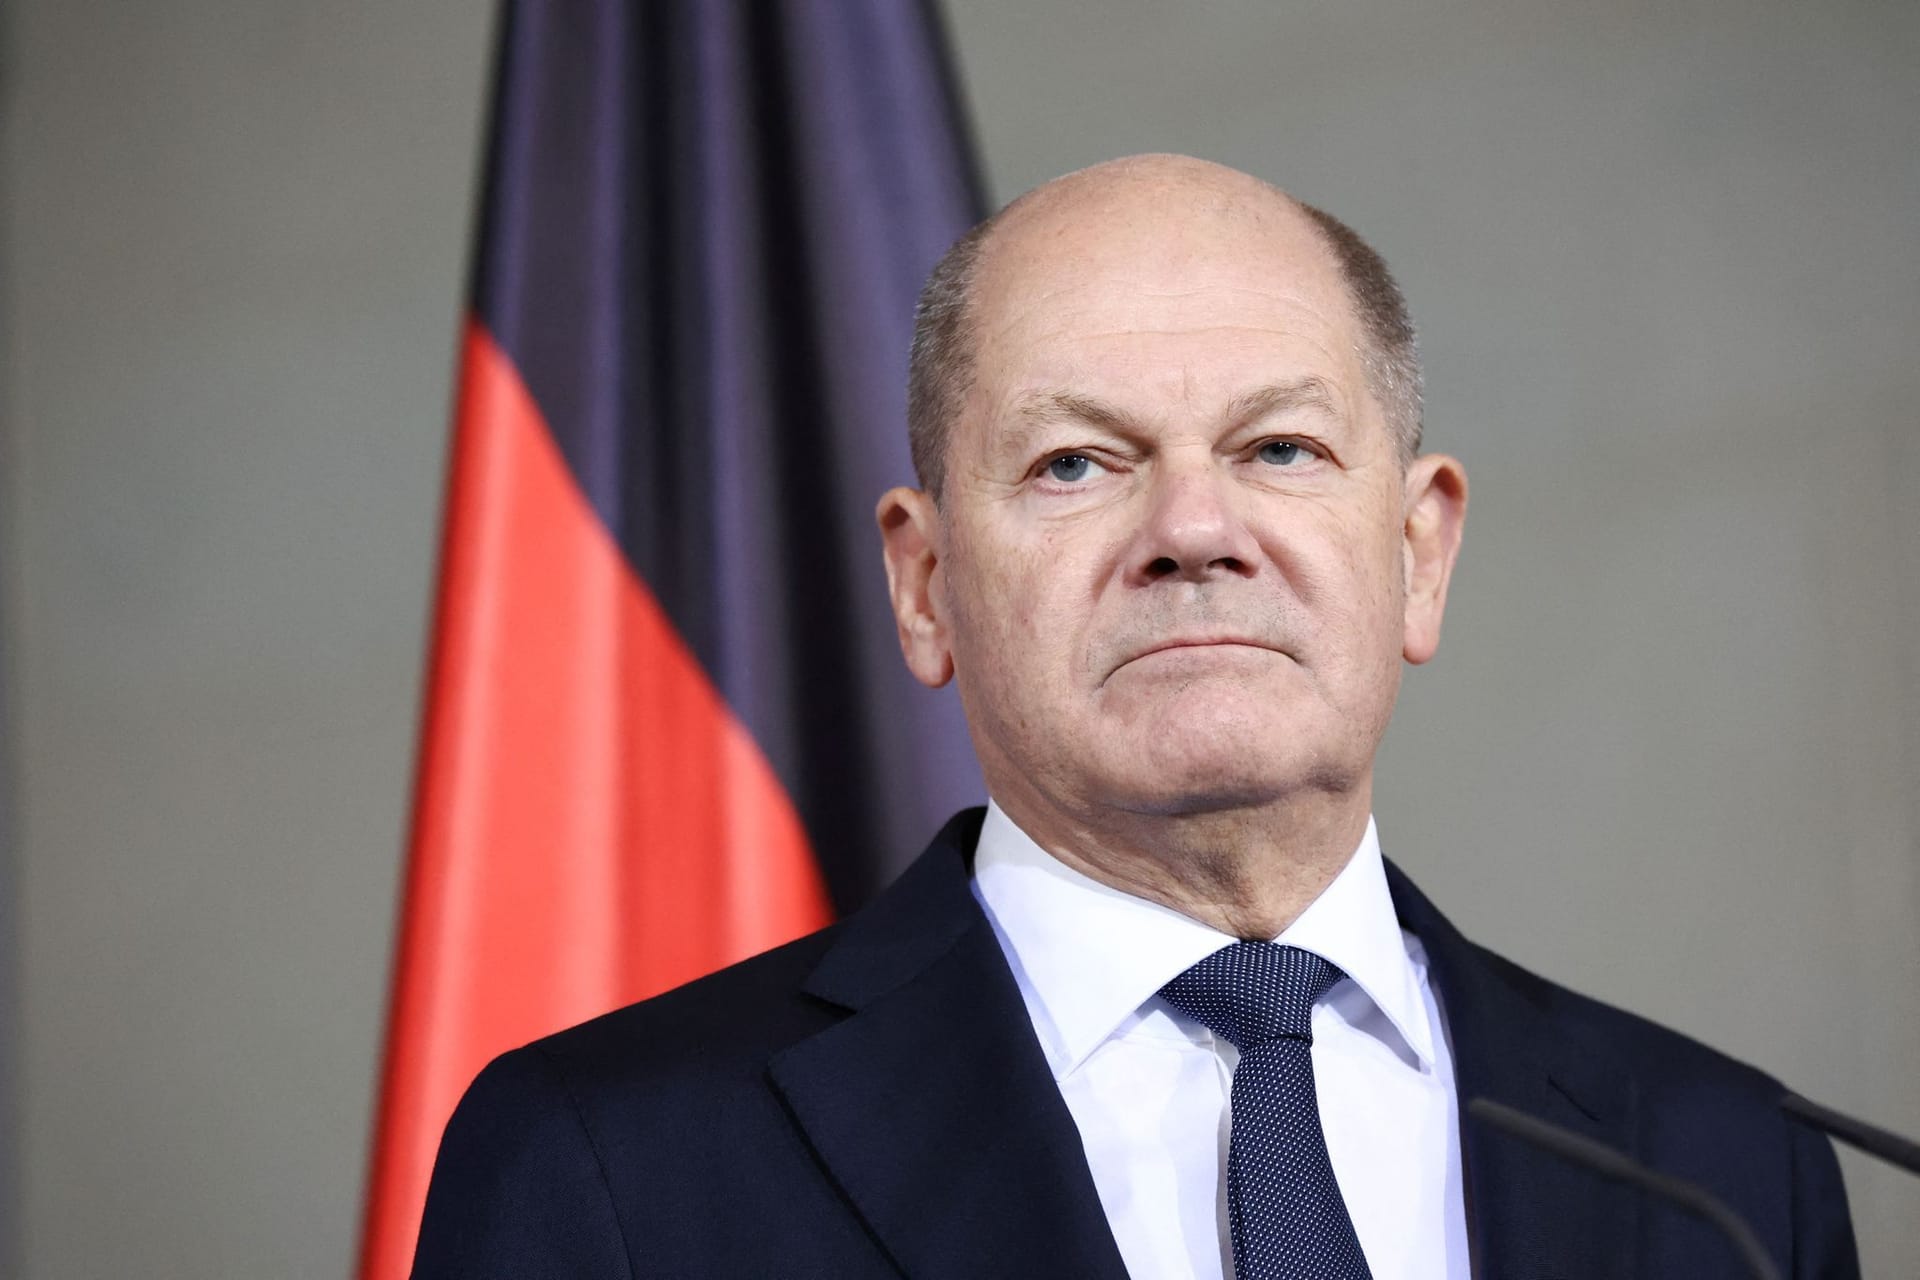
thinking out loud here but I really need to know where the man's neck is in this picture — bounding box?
[986,784,1374,941]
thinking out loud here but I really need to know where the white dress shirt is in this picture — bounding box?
[971,801,1471,1279]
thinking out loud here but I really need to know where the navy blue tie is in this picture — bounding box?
[1159,942,1373,1280]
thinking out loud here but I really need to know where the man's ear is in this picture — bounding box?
[1401,453,1468,665]
[876,486,955,688]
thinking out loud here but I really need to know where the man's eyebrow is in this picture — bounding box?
[1013,389,1136,431]
[1012,379,1340,437]
[1225,378,1340,425]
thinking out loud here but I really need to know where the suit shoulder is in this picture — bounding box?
[1462,940,1859,1271]
[416,1044,633,1278]
[522,923,846,1094]
[1468,940,1784,1106]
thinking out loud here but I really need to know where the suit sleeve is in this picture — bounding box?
[410,1047,633,1280]
[1790,1120,1861,1280]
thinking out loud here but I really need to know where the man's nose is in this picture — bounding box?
[1127,454,1260,585]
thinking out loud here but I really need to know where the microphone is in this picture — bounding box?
[1467,1097,1780,1280]
[1781,1091,1920,1177]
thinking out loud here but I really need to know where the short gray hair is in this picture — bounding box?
[1296,202,1425,462]
[905,199,1424,497]
[906,216,998,499]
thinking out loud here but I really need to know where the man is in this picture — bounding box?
[412,156,1857,1278]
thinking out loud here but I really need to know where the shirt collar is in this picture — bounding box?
[970,800,1435,1078]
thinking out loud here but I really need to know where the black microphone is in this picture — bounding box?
[1781,1091,1920,1177]
[1467,1097,1780,1280]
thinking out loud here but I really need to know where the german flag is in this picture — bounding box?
[357,4,983,1276]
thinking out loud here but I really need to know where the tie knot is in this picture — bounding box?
[1157,941,1344,1052]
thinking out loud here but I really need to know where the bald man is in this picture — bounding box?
[412,157,1858,1280]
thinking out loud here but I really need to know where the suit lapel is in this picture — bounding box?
[771,819,1644,1279]
[768,811,1130,1280]
[1387,862,1642,1280]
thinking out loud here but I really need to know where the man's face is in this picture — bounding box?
[884,165,1460,827]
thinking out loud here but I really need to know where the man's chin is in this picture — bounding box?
[1098,675,1303,745]
[1075,698,1359,816]
[1090,747,1304,818]
[1109,779,1290,819]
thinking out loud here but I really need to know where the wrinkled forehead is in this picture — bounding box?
[967,172,1361,390]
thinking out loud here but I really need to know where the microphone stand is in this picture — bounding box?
[1781,1092,1920,1177]
[1468,1097,1781,1280]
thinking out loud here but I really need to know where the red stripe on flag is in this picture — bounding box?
[358,321,834,1280]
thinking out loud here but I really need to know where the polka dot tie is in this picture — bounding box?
[1159,942,1373,1280]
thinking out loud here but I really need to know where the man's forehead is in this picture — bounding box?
[1015,377,1339,425]
[970,160,1348,338]
[987,157,1326,262]
[996,153,1300,225]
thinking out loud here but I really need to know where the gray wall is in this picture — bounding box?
[3,1,1915,1275]
[3,4,496,1275]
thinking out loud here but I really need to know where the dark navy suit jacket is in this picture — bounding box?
[412,809,1859,1278]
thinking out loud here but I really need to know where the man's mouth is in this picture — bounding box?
[1103,637,1291,684]
[1135,636,1283,660]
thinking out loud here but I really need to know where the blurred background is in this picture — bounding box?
[3,0,1916,1275]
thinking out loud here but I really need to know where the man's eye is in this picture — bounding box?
[1257,440,1309,467]
[1046,454,1096,483]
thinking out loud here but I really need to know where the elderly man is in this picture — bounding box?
[412,156,1857,1279]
